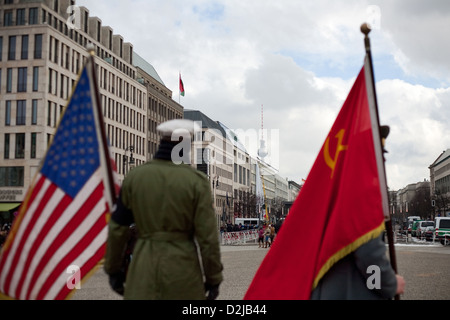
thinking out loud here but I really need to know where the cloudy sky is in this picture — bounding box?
[77,0,450,191]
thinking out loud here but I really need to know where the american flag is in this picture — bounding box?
[0,57,119,300]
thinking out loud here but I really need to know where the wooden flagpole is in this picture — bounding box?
[361,23,400,300]
[87,44,117,206]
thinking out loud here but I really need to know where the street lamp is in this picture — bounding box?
[123,145,135,176]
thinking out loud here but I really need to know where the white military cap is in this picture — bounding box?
[157,119,200,139]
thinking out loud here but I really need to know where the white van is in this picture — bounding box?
[234,218,260,229]
[434,217,450,245]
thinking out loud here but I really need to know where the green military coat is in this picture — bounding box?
[104,159,223,300]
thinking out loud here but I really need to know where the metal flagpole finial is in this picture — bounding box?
[360,23,372,37]
[86,42,96,56]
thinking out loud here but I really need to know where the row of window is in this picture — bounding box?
[0,166,24,187]
[47,34,145,109]
[102,95,146,133]
[148,96,182,127]
[106,124,145,157]
[0,34,43,62]
[0,67,40,94]
[2,7,39,27]
[3,98,64,128]
[3,132,37,160]
[436,174,450,194]
[234,163,251,186]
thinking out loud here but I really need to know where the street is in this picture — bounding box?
[71,241,450,301]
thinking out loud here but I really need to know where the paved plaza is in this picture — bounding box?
[71,242,450,301]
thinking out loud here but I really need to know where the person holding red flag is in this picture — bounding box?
[244,29,405,299]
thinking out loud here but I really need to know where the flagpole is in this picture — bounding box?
[361,23,399,300]
[87,44,117,205]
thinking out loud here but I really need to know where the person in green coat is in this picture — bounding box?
[104,119,223,300]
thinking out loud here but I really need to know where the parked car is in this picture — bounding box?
[435,217,450,245]
[423,226,435,241]
[411,220,422,237]
[406,216,421,234]
[417,221,434,240]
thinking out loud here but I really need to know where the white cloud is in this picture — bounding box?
[76,0,450,191]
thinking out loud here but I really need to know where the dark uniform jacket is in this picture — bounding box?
[311,233,397,300]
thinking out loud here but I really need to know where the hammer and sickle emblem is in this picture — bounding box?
[324,129,348,178]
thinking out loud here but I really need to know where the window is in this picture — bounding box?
[4,134,10,159]
[16,100,26,125]
[6,68,12,92]
[4,11,13,27]
[21,35,28,59]
[29,8,38,25]
[0,167,25,187]
[5,101,11,126]
[16,9,26,25]
[33,66,39,91]
[32,99,38,125]
[18,67,27,92]
[8,36,16,60]
[15,133,25,159]
[31,133,36,158]
[34,34,42,59]
[0,37,3,61]
[47,101,52,126]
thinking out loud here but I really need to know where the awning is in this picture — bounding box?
[0,203,21,212]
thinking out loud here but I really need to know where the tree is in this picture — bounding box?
[410,188,433,220]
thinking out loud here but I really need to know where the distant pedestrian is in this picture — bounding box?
[264,225,271,248]
[269,224,275,246]
[258,227,264,248]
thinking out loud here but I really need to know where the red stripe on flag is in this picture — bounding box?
[24,182,104,300]
[53,217,107,300]
[0,178,57,296]
[13,191,73,299]
[37,202,106,300]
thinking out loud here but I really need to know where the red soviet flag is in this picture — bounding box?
[244,57,389,300]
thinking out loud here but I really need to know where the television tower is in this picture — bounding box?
[258,104,268,160]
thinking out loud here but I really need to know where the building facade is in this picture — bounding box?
[184,110,234,229]
[0,0,181,207]
[429,148,450,217]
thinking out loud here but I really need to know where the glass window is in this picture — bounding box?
[17,67,27,92]
[0,36,3,61]
[4,11,13,27]
[29,8,38,25]
[34,34,42,59]
[6,68,12,93]
[16,9,26,25]
[15,133,25,159]
[0,167,25,187]
[5,101,11,126]
[4,134,10,159]
[8,36,16,60]
[16,100,26,125]
[31,133,36,158]
[32,99,38,125]
[47,101,52,126]
[21,35,28,59]
[33,66,39,91]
